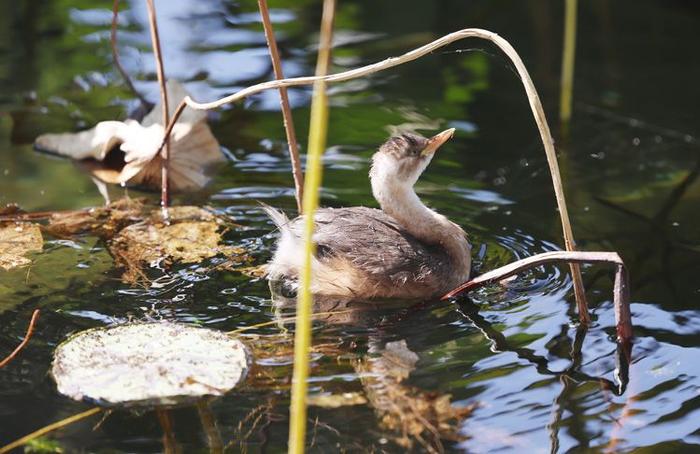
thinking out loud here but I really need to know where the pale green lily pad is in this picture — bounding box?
[51,323,248,408]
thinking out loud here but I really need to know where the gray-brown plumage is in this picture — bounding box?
[264,128,471,300]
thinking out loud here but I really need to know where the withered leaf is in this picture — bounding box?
[46,198,147,239]
[108,206,248,284]
[34,80,224,192]
[0,222,43,270]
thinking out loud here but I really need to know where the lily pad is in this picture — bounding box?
[34,80,224,191]
[51,322,248,407]
[0,222,43,270]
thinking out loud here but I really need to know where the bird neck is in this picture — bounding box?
[372,180,472,275]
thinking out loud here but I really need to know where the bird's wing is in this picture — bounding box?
[287,207,450,285]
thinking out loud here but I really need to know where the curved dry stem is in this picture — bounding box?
[258,0,304,213]
[111,0,149,107]
[441,250,632,345]
[156,28,588,319]
[0,309,40,368]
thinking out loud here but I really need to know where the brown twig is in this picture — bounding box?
[258,0,304,213]
[145,0,170,210]
[441,251,632,345]
[0,309,40,369]
[111,0,149,107]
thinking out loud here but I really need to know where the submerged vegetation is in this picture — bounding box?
[1,0,699,452]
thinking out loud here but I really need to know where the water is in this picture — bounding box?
[1,0,699,452]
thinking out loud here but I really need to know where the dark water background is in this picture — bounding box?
[1,0,699,452]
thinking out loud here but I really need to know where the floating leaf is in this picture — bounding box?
[108,206,248,283]
[34,80,224,192]
[45,198,147,239]
[0,222,43,270]
[51,323,248,407]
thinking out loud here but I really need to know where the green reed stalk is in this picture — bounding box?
[288,1,335,452]
[560,0,578,128]
[0,407,102,453]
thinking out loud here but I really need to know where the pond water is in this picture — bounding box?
[1,0,700,452]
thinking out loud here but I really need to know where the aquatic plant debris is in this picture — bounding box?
[45,197,147,239]
[0,222,43,270]
[34,80,223,192]
[307,392,367,408]
[357,340,473,451]
[108,206,248,284]
[51,323,248,407]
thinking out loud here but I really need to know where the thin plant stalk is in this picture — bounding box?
[197,401,223,454]
[154,28,589,322]
[441,250,632,344]
[288,1,335,452]
[145,0,170,209]
[111,0,149,106]
[559,0,578,128]
[0,407,102,453]
[156,409,177,454]
[258,0,304,213]
[0,309,40,368]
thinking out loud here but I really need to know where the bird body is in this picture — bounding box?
[265,129,471,300]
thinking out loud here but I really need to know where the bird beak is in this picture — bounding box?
[421,128,456,156]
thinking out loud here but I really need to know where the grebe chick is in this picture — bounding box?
[264,128,471,300]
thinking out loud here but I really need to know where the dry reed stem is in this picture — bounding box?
[197,401,223,454]
[154,28,589,321]
[111,0,149,107]
[441,250,632,344]
[258,0,304,213]
[156,409,178,454]
[288,2,336,453]
[0,309,40,368]
[0,407,102,453]
[145,0,171,209]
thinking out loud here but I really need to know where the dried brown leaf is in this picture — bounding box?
[34,81,224,192]
[108,206,247,284]
[45,198,147,239]
[0,222,43,270]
